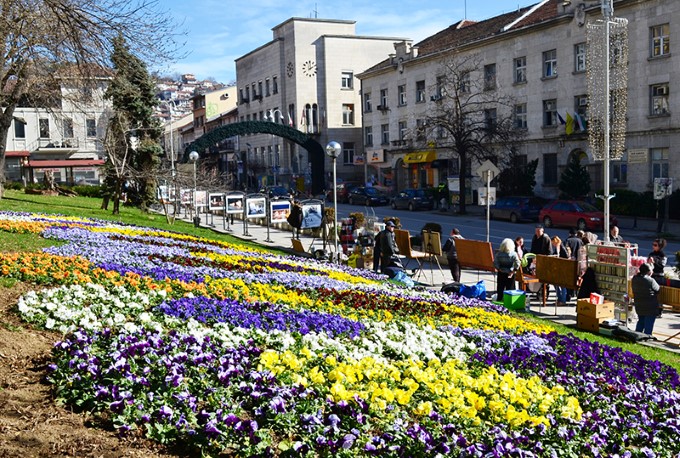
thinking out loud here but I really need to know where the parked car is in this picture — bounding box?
[390,188,435,211]
[259,186,293,201]
[539,200,618,231]
[347,186,389,206]
[326,181,360,203]
[489,196,547,223]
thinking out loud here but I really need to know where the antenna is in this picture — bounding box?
[464,0,467,19]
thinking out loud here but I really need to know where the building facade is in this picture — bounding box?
[235,18,407,192]
[357,0,678,200]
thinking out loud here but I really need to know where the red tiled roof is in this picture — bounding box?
[27,159,105,168]
[6,151,30,157]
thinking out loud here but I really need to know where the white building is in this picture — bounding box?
[357,0,678,200]
[235,17,407,192]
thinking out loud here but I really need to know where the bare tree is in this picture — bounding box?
[418,54,524,214]
[0,0,184,198]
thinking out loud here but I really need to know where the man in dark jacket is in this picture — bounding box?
[379,221,399,273]
[442,228,463,282]
[631,263,661,335]
[530,224,553,300]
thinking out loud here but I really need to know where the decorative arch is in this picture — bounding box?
[184,121,325,195]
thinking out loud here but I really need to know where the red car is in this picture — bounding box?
[539,200,617,231]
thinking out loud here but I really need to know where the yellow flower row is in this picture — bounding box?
[0,220,48,234]
[259,349,582,429]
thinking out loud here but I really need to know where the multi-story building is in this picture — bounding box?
[235,17,407,192]
[5,77,112,185]
[358,0,678,200]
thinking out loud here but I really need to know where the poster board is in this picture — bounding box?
[157,185,169,202]
[422,231,442,256]
[456,239,495,272]
[300,202,323,229]
[245,197,266,219]
[226,194,244,214]
[208,193,225,211]
[180,188,192,206]
[536,255,579,289]
[194,190,208,208]
[271,201,291,224]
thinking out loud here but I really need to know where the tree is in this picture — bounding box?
[497,155,538,197]
[103,35,162,213]
[0,0,182,198]
[418,54,524,214]
[559,154,591,199]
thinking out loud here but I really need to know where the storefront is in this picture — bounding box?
[25,159,105,186]
[403,150,436,188]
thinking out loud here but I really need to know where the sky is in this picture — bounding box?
[159,1,539,84]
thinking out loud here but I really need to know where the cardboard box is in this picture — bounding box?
[503,290,526,311]
[576,299,615,319]
[589,293,604,305]
[577,314,608,332]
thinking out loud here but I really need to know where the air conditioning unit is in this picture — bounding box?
[578,97,588,107]
[656,86,668,96]
[376,105,389,111]
[430,94,442,102]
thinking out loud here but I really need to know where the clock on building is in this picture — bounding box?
[302,60,317,77]
[286,62,294,78]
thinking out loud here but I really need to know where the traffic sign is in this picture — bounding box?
[476,160,500,180]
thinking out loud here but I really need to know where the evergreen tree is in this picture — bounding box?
[103,35,162,213]
[559,154,591,199]
[498,158,538,196]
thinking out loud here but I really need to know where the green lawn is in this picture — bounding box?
[1,189,679,371]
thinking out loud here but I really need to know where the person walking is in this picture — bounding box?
[493,238,521,301]
[550,236,570,306]
[442,228,464,282]
[647,238,667,284]
[631,263,661,335]
[530,225,553,300]
[379,221,399,274]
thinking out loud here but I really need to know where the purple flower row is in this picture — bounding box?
[155,297,366,339]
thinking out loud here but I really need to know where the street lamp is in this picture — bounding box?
[189,150,200,226]
[325,141,341,262]
[266,109,284,186]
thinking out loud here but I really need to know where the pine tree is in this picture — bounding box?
[103,35,162,213]
[558,154,591,199]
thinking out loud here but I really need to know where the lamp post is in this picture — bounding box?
[189,150,200,226]
[266,109,284,186]
[325,141,341,262]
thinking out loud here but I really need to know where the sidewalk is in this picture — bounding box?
[190,212,680,353]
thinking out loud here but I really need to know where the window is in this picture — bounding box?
[484,64,496,90]
[484,108,497,131]
[265,78,271,96]
[341,71,354,89]
[460,71,470,93]
[272,76,278,94]
[650,83,669,115]
[245,86,250,101]
[63,118,74,138]
[39,118,50,138]
[543,153,558,185]
[415,119,426,141]
[514,103,527,129]
[651,24,670,57]
[365,126,373,146]
[435,75,445,99]
[14,119,25,138]
[257,81,263,99]
[86,118,97,137]
[651,147,669,178]
[364,92,372,112]
[574,95,588,129]
[543,49,557,78]
[612,163,627,184]
[574,43,586,72]
[514,57,526,83]
[342,104,354,125]
[398,121,407,140]
[288,103,295,126]
[342,142,354,165]
[379,89,388,109]
[381,124,389,145]
[398,84,406,106]
[543,99,558,126]
[415,80,426,103]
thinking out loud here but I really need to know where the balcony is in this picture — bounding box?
[34,138,80,153]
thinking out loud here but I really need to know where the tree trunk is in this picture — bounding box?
[458,152,468,215]
[101,196,110,210]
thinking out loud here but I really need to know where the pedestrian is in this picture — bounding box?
[564,228,584,300]
[514,236,525,259]
[610,225,624,243]
[647,238,667,284]
[631,263,662,335]
[379,221,399,274]
[373,229,383,273]
[493,238,521,301]
[442,228,464,282]
[550,235,570,306]
[530,224,553,300]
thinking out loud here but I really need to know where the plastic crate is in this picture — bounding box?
[503,290,526,311]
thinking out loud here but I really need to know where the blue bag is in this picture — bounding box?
[458,280,486,300]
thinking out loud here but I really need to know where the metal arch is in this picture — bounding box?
[183,121,326,195]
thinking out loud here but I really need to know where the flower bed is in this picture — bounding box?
[1,211,680,457]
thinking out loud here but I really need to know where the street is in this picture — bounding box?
[333,203,680,259]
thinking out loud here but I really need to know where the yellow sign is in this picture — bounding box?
[403,151,436,164]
